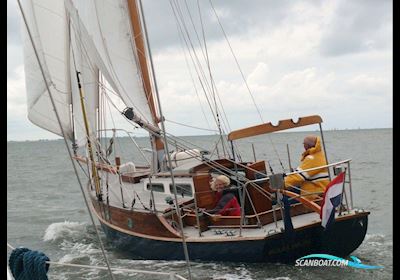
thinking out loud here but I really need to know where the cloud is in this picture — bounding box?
[143,0,293,53]
[7,65,27,119]
[6,65,58,141]
[7,0,22,44]
[7,0,393,141]
[320,0,392,56]
[7,43,24,80]
[246,63,270,86]
[347,74,392,97]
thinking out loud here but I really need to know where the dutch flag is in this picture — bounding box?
[320,172,346,229]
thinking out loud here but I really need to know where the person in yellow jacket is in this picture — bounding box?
[284,135,330,201]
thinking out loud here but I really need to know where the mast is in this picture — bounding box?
[127,0,165,172]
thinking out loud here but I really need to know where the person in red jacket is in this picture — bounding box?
[208,175,241,216]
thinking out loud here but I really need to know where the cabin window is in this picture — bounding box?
[169,184,193,197]
[147,183,165,193]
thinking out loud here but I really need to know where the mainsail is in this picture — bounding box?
[21,0,158,143]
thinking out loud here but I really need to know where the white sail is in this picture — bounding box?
[68,0,154,124]
[21,0,74,140]
[21,0,156,141]
[69,31,99,146]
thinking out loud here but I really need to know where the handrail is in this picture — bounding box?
[238,159,352,236]
[248,159,352,185]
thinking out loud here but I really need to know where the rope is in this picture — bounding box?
[9,247,50,280]
[7,243,188,279]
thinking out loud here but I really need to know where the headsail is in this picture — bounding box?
[67,0,155,124]
[21,0,74,140]
[21,0,160,142]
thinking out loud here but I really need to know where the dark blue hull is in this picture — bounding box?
[100,213,368,263]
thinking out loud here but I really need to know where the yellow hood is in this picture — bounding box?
[301,136,322,160]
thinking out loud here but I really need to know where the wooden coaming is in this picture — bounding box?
[193,173,214,209]
[191,159,237,173]
[244,161,272,215]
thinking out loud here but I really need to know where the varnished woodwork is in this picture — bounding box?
[228,115,323,141]
[193,173,214,209]
[192,159,236,173]
[281,190,321,213]
[126,0,157,123]
[92,198,179,238]
[244,161,272,215]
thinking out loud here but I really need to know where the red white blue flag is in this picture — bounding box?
[320,172,346,229]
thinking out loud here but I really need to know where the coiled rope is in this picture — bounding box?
[9,247,50,280]
[7,243,188,280]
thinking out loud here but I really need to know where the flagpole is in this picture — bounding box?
[338,170,348,216]
[319,123,331,180]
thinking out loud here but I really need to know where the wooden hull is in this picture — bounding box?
[98,212,369,263]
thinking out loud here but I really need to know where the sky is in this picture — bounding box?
[7,0,393,141]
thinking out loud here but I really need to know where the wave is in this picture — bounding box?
[43,221,87,242]
[364,233,392,245]
[212,275,290,280]
[58,242,102,265]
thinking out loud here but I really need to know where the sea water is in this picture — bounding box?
[7,128,392,279]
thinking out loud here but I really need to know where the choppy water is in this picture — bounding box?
[7,129,392,279]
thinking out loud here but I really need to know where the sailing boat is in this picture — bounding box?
[19,0,369,263]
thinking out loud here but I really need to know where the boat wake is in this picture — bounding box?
[43,221,104,265]
[351,233,392,274]
[43,221,87,243]
[40,221,391,279]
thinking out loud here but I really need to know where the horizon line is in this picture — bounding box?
[7,127,393,142]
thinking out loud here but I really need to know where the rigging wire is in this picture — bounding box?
[17,1,115,279]
[209,0,285,171]
[182,0,224,137]
[137,1,192,278]
[191,0,226,157]
[169,0,217,122]
[123,1,158,122]
[169,0,232,158]
[165,118,219,132]
[208,0,263,123]
[67,9,151,127]
[184,0,233,135]
[177,19,213,132]
[176,0,242,160]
